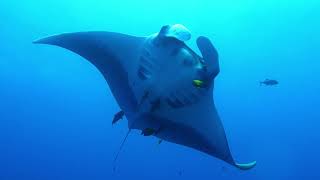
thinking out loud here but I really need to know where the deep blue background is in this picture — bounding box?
[1,0,319,179]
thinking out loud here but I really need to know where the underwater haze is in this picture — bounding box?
[1,0,320,179]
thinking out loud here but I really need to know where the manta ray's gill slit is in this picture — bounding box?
[137,47,160,81]
[142,47,151,57]
[166,94,180,108]
[138,56,153,80]
[166,98,180,108]
[188,92,198,103]
[179,91,193,104]
[190,91,201,102]
[139,56,153,70]
[168,93,185,108]
[165,84,204,108]
[177,89,198,105]
[137,66,151,80]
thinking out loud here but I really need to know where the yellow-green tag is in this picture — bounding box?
[193,80,204,88]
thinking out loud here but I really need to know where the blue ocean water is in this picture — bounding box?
[1,0,319,179]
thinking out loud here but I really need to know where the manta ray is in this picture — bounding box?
[34,24,256,170]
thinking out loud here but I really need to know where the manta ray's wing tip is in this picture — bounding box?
[33,36,51,44]
[33,39,42,44]
[33,35,56,44]
[33,37,43,44]
[33,33,70,45]
[235,160,257,170]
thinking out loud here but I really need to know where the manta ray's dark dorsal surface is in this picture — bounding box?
[34,24,256,170]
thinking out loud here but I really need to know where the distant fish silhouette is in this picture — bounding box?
[34,24,256,170]
[141,128,156,136]
[112,110,125,125]
[260,79,279,86]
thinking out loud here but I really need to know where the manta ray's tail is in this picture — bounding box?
[235,161,257,170]
[113,129,131,167]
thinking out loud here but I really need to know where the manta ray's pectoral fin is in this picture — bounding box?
[196,37,257,170]
[196,36,219,79]
[34,32,146,115]
[150,93,256,170]
[235,161,257,170]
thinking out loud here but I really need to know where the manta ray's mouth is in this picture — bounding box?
[134,34,212,110]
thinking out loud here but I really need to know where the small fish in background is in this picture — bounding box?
[141,128,156,136]
[112,111,125,125]
[260,79,279,86]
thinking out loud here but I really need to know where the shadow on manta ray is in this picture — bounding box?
[34,24,256,170]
